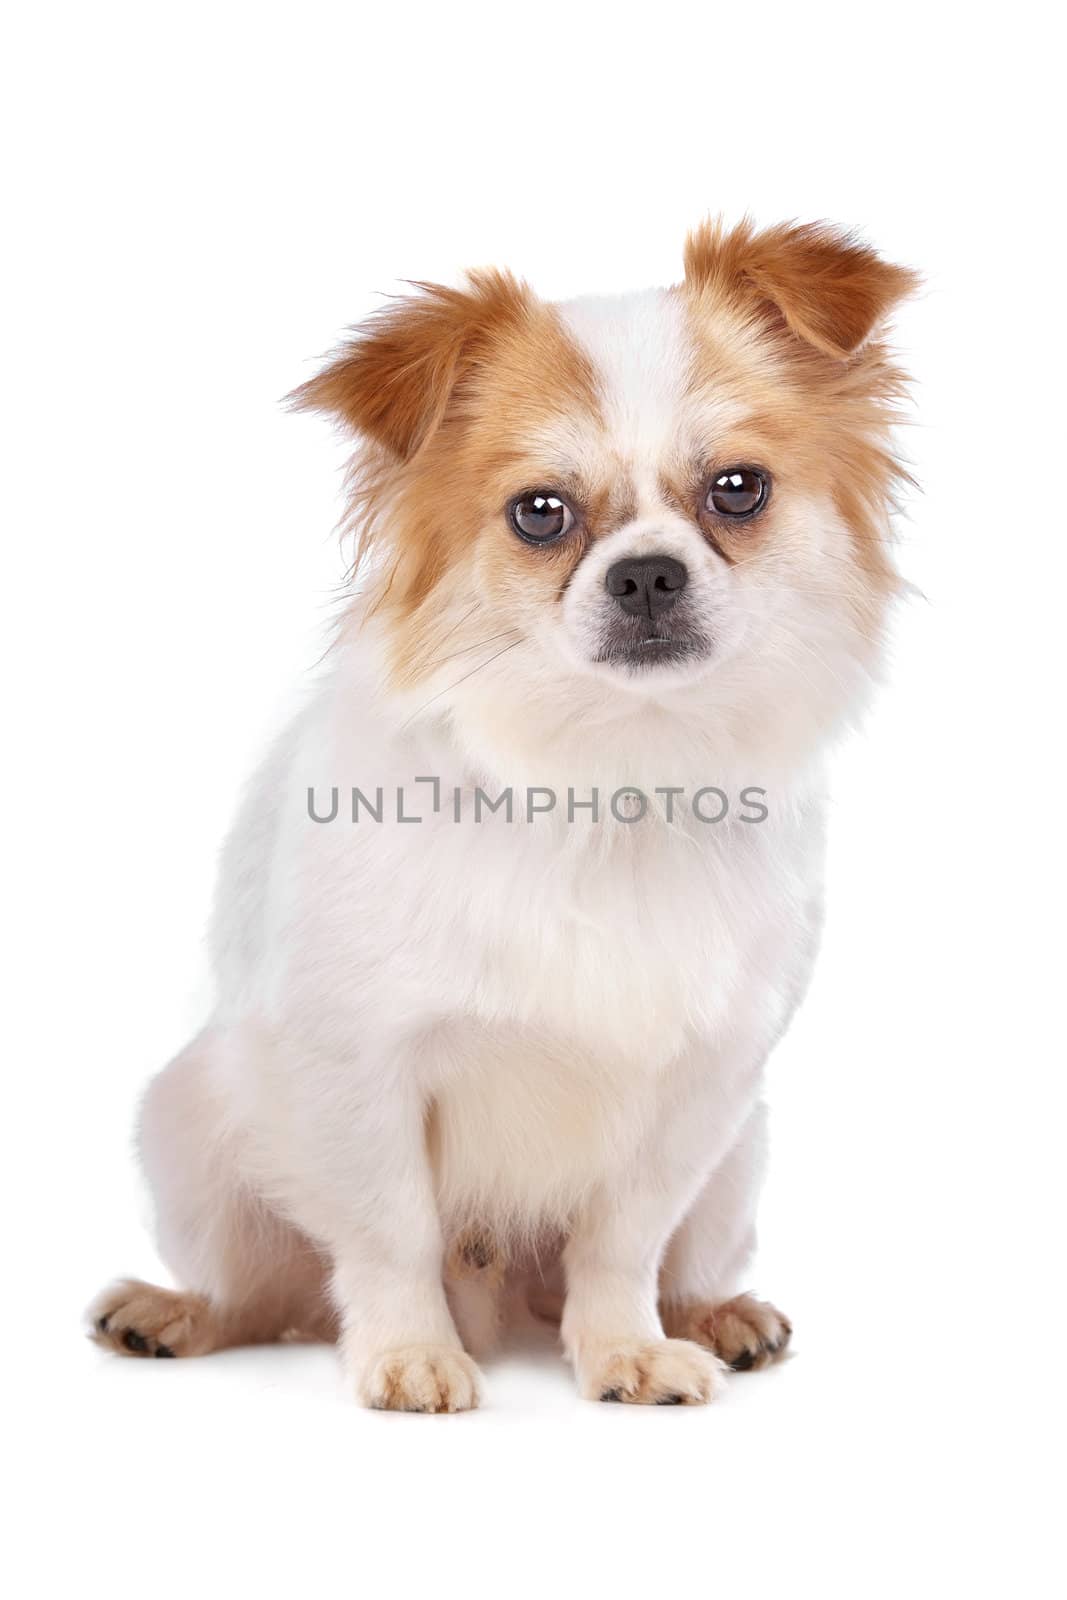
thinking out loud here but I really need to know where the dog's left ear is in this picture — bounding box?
[684,219,918,359]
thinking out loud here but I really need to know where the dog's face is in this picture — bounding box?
[294,221,915,773]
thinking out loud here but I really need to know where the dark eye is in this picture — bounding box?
[705,467,769,519]
[508,491,577,545]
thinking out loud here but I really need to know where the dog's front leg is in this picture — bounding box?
[334,1219,481,1415]
[274,1039,480,1413]
[560,1070,732,1406]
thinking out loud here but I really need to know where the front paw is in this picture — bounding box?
[576,1337,726,1406]
[358,1345,482,1413]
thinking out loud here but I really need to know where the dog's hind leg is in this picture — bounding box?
[659,1103,792,1372]
[89,1028,334,1359]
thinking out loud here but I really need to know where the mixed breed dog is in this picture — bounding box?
[91,218,916,1410]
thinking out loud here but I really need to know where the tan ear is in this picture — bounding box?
[684,218,918,359]
[288,269,530,460]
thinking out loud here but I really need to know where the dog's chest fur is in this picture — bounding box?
[215,651,825,1235]
[415,803,822,1230]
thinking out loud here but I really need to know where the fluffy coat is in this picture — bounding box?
[92,219,916,1409]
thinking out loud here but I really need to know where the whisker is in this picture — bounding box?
[427,599,483,654]
[400,638,526,730]
[422,628,522,671]
[767,624,853,696]
[732,546,883,573]
[736,612,864,698]
[743,582,874,603]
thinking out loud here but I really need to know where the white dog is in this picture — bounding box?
[91,219,916,1409]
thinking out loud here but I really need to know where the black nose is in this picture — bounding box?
[605,555,688,620]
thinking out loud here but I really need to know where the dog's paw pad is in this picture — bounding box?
[580,1338,725,1406]
[359,1345,482,1413]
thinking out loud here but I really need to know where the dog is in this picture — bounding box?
[90,219,916,1409]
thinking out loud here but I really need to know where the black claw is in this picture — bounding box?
[656,1394,686,1406]
[155,1344,175,1359]
[599,1388,624,1403]
[96,1316,110,1334]
[730,1348,756,1372]
[122,1329,149,1353]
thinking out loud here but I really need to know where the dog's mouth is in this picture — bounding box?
[593,625,710,671]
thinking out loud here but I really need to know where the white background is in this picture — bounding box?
[5,4,1064,1596]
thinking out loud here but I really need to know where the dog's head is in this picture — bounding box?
[293,221,916,780]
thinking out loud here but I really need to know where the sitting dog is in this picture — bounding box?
[91,219,916,1409]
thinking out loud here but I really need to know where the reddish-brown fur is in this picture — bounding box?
[679,221,918,610]
[291,219,916,684]
[683,217,919,359]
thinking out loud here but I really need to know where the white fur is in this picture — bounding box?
[132,286,889,1407]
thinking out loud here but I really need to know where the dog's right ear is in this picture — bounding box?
[288,270,530,462]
